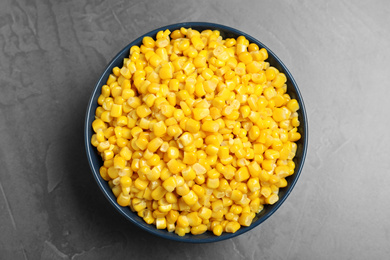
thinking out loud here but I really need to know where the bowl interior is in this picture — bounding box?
[85,22,308,243]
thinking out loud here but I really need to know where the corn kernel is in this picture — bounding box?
[182,190,198,206]
[213,224,223,236]
[162,176,177,192]
[192,108,210,121]
[201,120,220,132]
[225,221,241,233]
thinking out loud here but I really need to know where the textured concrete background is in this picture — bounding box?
[1,0,389,259]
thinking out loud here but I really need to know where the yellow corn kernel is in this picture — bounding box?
[173,109,185,122]
[145,167,160,181]
[139,209,154,224]
[265,193,279,205]
[237,104,250,118]
[117,116,128,127]
[217,146,229,159]
[275,176,287,187]
[201,120,220,133]
[246,161,260,178]
[264,149,280,160]
[261,159,275,171]
[95,107,105,119]
[178,200,192,215]
[225,221,241,233]
[117,192,130,207]
[154,217,167,230]
[162,176,177,192]
[263,87,276,101]
[230,190,243,202]
[107,165,119,179]
[147,154,160,166]
[113,67,121,77]
[271,73,287,89]
[192,185,205,198]
[158,36,170,52]
[275,165,290,178]
[111,185,121,197]
[167,159,182,174]
[272,107,291,122]
[153,121,167,137]
[142,36,155,48]
[103,127,114,140]
[176,215,189,228]
[260,186,272,198]
[203,145,218,157]
[119,147,131,161]
[113,155,126,169]
[289,131,301,142]
[150,52,164,67]
[158,198,173,213]
[159,168,170,181]
[206,177,219,189]
[182,190,198,206]
[108,103,121,118]
[167,125,183,138]
[179,132,194,147]
[192,108,209,121]
[265,67,278,81]
[127,96,141,108]
[198,207,212,220]
[179,167,194,182]
[183,152,197,165]
[192,163,207,175]
[159,103,174,117]
[136,105,151,118]
[174,226,188,237]
[235,167,250,182]
[139,118,150,130]
[287,99,299,113]
[238,212,255,227]
[238,51,253,64]
[247,178,261,192]
[135,137,148,151]
[92,119,107,133]
[151,186,167,201]
[212,224,223,236]
[165,221,176,232]
[166,210,179,224]
[291,117,300,127]
[99,166,110,181]
[186,212,202,227]
[185,118,200,133]
[190,224,207,235]
[204,134,219,146]
[229,205,242,215]
[102,148,113,162]
[211,199,224,212]
[132,177,148,190]
[147,137,164,152]
[160,142,169,153]
[167,146,179,160]
[106,74,116,85]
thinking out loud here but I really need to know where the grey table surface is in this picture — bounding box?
[1,0,389,259]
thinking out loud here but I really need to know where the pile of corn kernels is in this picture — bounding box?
[91,27,301,236]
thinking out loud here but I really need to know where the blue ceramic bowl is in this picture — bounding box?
[84,22,308,243]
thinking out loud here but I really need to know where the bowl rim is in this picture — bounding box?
[84,22,308,243]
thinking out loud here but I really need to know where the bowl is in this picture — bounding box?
[84,22,308,243]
